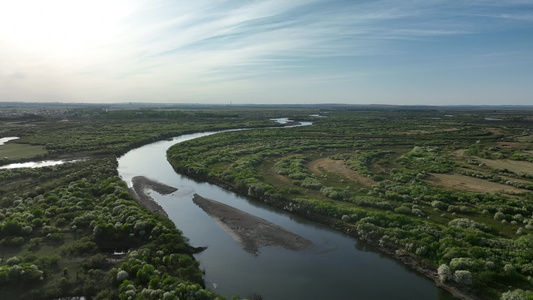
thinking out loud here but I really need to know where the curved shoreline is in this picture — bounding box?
[176,169,483,300]
[192,193,314,255]
[130,176,177,218]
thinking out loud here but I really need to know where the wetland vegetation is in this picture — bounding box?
[1,103,533,299]
[167,107,533,300]
[0,105,278,299]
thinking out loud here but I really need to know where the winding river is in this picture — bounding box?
[116,127,457,300]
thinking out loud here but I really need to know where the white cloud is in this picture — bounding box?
[1,0,532,103]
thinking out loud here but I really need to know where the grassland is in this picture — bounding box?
[0,143,47,161]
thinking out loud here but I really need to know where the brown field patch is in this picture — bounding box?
[497,142,522,149]
[265,155,298,185]
[394,128,459,135]
[440,128,460,132]
[308,158,377,186]
[477,158,533,174]
[515,136,533,142]
[427,173,525,194]
[454,149,466,158]
[269,164,292,184]
[486,128,503,135]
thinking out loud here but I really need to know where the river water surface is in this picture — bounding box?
[117,128,457,300]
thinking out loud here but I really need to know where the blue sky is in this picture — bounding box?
[1,0,532,105]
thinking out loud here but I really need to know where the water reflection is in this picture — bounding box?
[117,127,458,300]
[0,136,20,145]
[0,159,84,169]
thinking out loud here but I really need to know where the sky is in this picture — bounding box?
[0,0,532,105]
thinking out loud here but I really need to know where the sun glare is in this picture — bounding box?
[0,0,132,56]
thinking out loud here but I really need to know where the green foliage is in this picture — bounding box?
[4,107,533,299]
[349,150,389,176]
[399,146,454,173]
[0,158,218,299]
[454,270,473,285]
[165,109,533,299]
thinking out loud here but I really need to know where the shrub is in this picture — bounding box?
[438,264,452,282]
[431,201,448,210]
[394,206,411,215]
[300,178,323,190]
[6,256,20,266]
[494,211,506,221]
[449,258,482,272]
[453,270,473,285]
[448,218,487,232]
[117,270,129,282]
[501,290,527,300]
[0,237,25,247]
[2,219,22,235]
[412,208,425,217]
[504,264,517,276]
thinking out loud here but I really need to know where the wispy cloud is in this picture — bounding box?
[1,0,532,103]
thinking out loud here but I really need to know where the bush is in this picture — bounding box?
[2,219,22,235]
[300,178,323,190]
[449,258,482,272]
[394,206,411,215]
[501,290,527,300]
[117,270,129,282]
[448,218,487,232]
[0,236,25,247]
[6,256,20,266]
[494,211,506,221]
[431,201,448,210]
[438,264,452,282]
[453,270,473,285]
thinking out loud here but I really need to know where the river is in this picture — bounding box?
[116,128,457,300]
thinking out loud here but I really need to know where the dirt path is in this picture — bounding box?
[308,157,377,186]
[130,176,178,218]
[192,194,313,255]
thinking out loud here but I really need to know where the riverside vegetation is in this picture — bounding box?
[167,108,533,300]
[0,106,280,299]
[1,104,533,299]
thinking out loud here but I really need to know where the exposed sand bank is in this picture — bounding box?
[130,176,177,218]
[192,194,313,255]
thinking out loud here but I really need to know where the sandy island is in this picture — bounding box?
[130,176,178,218]
[192,194,313,255]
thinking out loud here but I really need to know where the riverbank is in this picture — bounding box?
[180,172,484,300]
[130,176,177,218]
[192,194,313,255]
[335,223,485,300]
[276,200,484,300]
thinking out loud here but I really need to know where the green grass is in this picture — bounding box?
[0,143,47,161]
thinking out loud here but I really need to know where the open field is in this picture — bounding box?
[426,172,526,194]
[308,157,377,186]
[476,158,533,174]
[0,143,47,161]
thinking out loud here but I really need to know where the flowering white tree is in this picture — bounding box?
[501,290,527,300]
[453,270,473,285]
[438,264,452,282]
